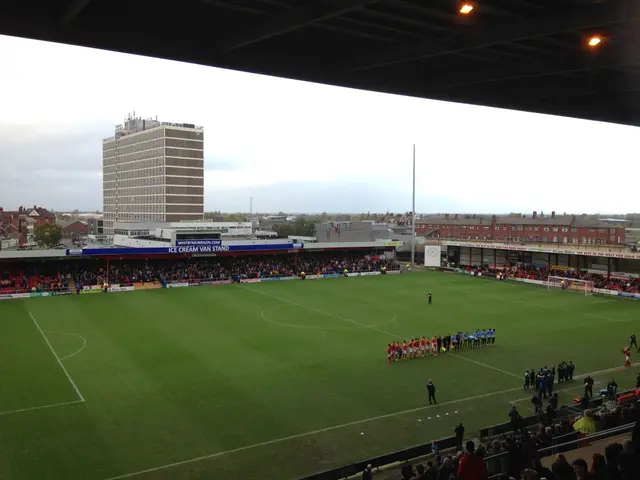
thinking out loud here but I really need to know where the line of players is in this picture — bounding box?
[387,329,496,363]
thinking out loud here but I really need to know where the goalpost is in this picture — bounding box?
[547,276,594,296]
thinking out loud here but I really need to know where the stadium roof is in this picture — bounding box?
[1,0,639,126]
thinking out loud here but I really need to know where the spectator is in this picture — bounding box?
[415,464,426,480]
[571,459,593,480]
[361,464,373,480]
[617,439,640,480]
[589,454,607,480]
[551,454,576,480]
[432,441,440,456]
[457,440,488,480]
[423,460,438,480]
[532,457,555,480]
[437,457,455,480]
[604,443,623,480]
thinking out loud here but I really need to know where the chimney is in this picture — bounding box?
[533,211,537,219]
[551,211,556,219]
[492,215,497,223]
[445,213,449,220]
[454,214,458,220]
[473,213,476,219]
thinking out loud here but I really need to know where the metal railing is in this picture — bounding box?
[486,422,636,479]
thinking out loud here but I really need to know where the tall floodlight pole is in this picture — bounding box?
[411,144,416,266]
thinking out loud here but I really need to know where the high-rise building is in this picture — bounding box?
[102,115,204,235]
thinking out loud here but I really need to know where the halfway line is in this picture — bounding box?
[242,286,398,337]
[28,311,85,402]
[449,353,521,379]
[246,286,523,380]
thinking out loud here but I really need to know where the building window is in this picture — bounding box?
[553,227,559,232]
[589,228,596,233]
[494,225,499,230]
[572,238,579,244]
[571,227,577,232]
[534,227,539,232]
[517,225,523,231]
[598,228,606,233]
[610,228,616,234]
[562,227,568,232]
[610,234,615,242]
[543,226,549,232]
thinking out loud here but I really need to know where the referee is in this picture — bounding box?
[427,380,437,404]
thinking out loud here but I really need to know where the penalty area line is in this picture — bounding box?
[102,385,524,480]
[28,311,85,402]
[0,400,84,417]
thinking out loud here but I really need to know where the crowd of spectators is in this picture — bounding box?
[0,253,400,292]
[513,266,640,294]
[384,399,640,480]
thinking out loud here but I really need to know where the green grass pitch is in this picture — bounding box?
[0,272,639,480]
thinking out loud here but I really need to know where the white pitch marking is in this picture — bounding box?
[449,353,521,379]
[243,287,397,337]
[28,312,85,402]
[46,331,87,361]
[0,400,84,417]
[101,384,526,480]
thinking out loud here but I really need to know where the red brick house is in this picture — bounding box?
[59,220,89,238]
[0,205,56,245]
[416,211,626,246]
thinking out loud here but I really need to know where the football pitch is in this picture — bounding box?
[1,272,639,480]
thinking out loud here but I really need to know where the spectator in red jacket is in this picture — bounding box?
[457,440,488,480]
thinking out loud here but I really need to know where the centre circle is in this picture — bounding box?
[260,304,397,330]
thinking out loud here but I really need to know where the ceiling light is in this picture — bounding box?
[587,35,602,47]
[459,4,474,15]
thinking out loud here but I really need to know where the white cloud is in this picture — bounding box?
[0,34,638,213]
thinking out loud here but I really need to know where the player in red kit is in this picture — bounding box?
[623,346,631,367]
[402,341,407,360]
[387,344,394,364]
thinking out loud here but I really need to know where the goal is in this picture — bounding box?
[547,276,594,296]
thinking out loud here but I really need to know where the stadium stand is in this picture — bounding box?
[347,392,640,480]
[0,252,400,294]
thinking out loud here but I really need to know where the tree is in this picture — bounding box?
[275,216,318,237]
[34,223,62,248]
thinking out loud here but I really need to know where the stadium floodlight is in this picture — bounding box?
[459,3,474,15]
[547,276,594,296]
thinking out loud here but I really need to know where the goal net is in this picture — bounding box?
[547,276,594,296]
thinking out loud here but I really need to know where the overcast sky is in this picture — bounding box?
[0,34,638,214]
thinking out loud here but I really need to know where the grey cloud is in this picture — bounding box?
[0,124,106,210]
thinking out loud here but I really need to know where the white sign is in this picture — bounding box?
[108,286,135,293]
[424,245,442,267]
[167,282,189,288]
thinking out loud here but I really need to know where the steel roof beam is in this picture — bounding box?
[343,0,640,72]
[215,0,381,54]
[59,0,93,26]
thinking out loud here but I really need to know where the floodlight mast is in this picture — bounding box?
[411,144,416,266]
